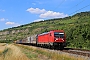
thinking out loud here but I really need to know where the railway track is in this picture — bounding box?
[62,48,90,57]
[18,43,90,58]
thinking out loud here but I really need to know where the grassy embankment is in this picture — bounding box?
[0,43,89,60]
[16,44,88,60]
[0,43,29,60]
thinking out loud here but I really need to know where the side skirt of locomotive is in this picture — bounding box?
[36,42,66,49]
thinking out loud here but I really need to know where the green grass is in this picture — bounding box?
[22,49,38,60]
[0,48,9,60]
[0,48,8,55]
[16,44,86,60]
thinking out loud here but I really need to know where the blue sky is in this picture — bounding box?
[0,0,90,30]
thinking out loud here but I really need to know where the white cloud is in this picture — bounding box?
[0,18,5,21]
[40,11,68,18]
[5,22,15,25]
[34,19,44,22]
[5,21,20,27]
[26,8,46,14]
[26,7,68,19]
[0,18,8,21]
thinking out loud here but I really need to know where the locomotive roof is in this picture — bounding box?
[38,30,64,36]
[38,32,49,36]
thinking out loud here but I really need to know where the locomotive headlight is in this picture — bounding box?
[56,38,58,40]
[62,39,64,41]
[54,38,58,41]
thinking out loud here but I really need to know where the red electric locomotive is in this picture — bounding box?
[36,30,66,49]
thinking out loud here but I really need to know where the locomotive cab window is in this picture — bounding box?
[54,32,64,38]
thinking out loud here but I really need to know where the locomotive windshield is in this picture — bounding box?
[54,32,64,38]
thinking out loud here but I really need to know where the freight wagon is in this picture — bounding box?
[16,35,36,44]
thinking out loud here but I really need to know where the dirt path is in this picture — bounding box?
[0,43,6,60]
[0,43,6,53]
[0,44,30,60]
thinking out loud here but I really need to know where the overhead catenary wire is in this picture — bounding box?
[69,4,90,15]
[54,0,89,16]
[66,0,85,13]
[54,0,66,10]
